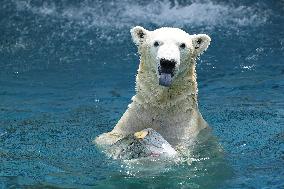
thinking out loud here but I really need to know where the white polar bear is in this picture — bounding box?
[95,26,211,147]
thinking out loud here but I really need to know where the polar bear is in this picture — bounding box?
[95,26,211,147]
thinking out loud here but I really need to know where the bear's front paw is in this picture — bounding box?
[93,132,123,147]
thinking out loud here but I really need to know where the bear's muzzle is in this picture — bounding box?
[158,58,176,87]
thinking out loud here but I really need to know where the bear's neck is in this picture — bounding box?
[133,55,199,111]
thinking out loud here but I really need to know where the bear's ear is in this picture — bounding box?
[191,34,211,56]
[130,26,149,46]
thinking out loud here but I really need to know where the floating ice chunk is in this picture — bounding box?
[108,128,177,160]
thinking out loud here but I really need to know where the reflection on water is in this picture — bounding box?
[0,0,283,188]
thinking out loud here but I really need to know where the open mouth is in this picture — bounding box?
[158,58,176,87]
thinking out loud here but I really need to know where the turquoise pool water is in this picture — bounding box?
[0,0,283,188]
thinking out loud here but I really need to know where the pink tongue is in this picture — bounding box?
[159,73,172,87]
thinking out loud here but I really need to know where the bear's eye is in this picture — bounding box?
[153,41,160,47]
[197,38,202,44]
[180,43,186,49]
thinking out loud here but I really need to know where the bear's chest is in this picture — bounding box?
[133,102,194,136]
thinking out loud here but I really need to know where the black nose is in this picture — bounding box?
[159,58,176,73]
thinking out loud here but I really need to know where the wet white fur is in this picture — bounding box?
[95,26,211,146]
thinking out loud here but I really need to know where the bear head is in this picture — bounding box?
[131,26,211,87]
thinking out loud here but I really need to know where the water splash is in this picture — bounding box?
[13,0,270,29]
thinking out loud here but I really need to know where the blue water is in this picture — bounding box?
[0,0,283,188]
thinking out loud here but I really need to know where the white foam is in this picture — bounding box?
[13,0,269,29]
